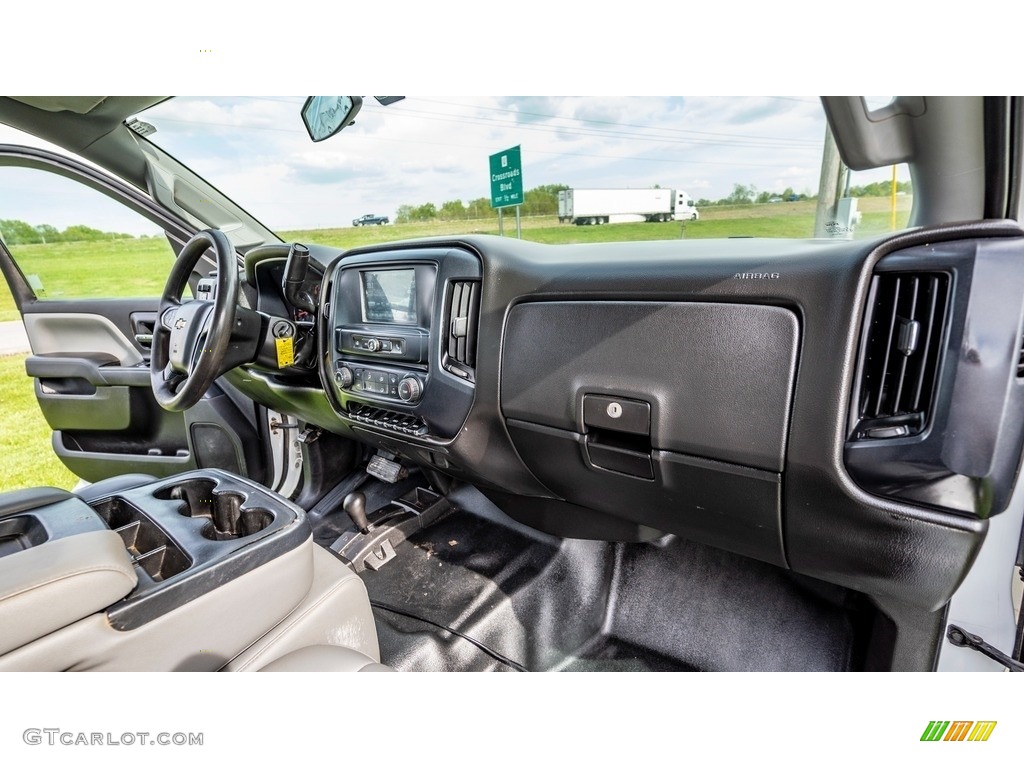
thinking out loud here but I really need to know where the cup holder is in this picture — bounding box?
[89,496,191,582]
[91,496,138,530]
[155,479,274,541]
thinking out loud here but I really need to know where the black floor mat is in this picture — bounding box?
[311,473,423,548]
[555,636,699,672]
[361,503,616,671]
[606,536,858,671]
[321,484,864,672]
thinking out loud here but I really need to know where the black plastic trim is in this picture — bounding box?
[98,470,309,631]
[507,418,785,566]
[984,96,1011,220]
[321,247,481,442]
[845,237,1024,517]
[0,491,108,544]
[501,300,799,473]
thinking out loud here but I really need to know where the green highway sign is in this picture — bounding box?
[489,145,523,209]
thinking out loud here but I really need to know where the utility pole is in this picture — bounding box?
[813,123,846,238]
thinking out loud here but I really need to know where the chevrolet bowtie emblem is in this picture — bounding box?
[174,317,187,330]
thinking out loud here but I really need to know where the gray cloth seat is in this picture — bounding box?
[256,645,393,672]
[0,477,386,672]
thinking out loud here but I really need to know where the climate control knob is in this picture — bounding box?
[365,338,380,352]
[398,375,422,403]
[335,366,354,389]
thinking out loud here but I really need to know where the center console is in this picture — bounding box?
[90,471,309,629]
[1,471,309,631]
[323,246,481,442]
[0,471,320,670]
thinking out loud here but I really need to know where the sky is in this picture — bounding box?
[0,96,909,235]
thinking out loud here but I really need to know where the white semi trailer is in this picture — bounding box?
[557,188,700,225]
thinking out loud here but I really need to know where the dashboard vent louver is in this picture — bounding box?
[443,280,480,378]
[854,272,949,439]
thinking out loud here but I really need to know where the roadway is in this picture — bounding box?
[0,320,30,355]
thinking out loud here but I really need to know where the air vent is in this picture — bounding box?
[853,272,950,439]
[443,280,480,378]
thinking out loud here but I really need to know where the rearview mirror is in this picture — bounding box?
[301,96,363,142]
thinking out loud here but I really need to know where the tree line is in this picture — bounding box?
[697,179,912,207]
[393,177,914,223]
[394,184,568,223]
[0,219,135,246]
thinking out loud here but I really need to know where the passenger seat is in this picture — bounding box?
[256,645,393,672]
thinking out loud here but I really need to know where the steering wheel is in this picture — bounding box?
[150,229,239,412]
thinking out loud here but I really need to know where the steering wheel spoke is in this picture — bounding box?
[159,302,182,330]
[166,371,187,395]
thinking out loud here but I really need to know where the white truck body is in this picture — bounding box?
[558,188,699,224]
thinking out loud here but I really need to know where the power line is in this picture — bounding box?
[367,105,822,152]
[151,98,821,153]
[147,116,300,134]
[407,97,822,145]
[144,114,815,170]
[338,131,820,170]
[160,96,822,149]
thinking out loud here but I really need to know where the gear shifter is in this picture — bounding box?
[343,492,370,534]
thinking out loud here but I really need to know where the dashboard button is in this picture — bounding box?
[398,376,423,403]
[335,367,354,388]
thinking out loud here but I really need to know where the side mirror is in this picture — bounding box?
[301,96,363,142]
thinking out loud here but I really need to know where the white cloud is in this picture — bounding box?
[0,96,913,233]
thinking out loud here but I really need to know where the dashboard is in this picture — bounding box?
[323,248,480,440]
[234,223,1024,615]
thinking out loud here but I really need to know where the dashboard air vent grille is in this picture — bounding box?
[444,280,480,376]
[854,272,949,438]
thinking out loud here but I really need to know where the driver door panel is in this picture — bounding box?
[20,299,195,481]
[15,299,266,484]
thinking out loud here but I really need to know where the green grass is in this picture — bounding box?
[0,200,913,320]
[0,284,15,321]
[0,200,913,491]
[0,237,174,321]
[281,197,911,247]
[0,353,79,493]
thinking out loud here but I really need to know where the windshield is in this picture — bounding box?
[138,96,912,245]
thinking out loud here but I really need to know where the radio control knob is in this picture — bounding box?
[335,366,354,389]
[366,338,380,352]
[398,375,422,403]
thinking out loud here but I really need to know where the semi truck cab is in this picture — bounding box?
[675,190,700,220]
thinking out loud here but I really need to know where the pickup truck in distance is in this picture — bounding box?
[352,213,389,226]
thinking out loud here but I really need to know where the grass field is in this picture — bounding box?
[0,237,175,321]
[0,198,912,491]
[0,353,79,492]
[282,196,911,247]
[0,197,911,321]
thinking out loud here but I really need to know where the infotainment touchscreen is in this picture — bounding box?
[361,269,417,324]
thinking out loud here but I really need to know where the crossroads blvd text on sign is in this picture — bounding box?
[489,146,523,209]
